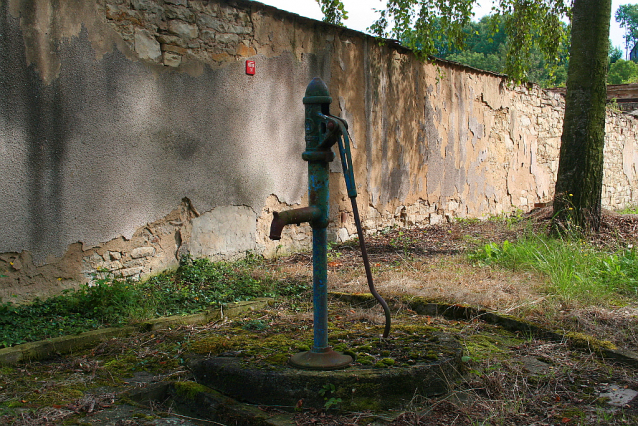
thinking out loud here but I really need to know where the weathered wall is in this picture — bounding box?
[1,0,637,302]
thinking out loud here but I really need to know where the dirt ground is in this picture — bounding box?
[1,209,637,425]
[318,208,638,354]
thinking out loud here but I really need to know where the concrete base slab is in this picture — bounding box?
[189,338,463,411]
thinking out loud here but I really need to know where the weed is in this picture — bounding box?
[615,204,638,214]
[0,255,309,348]
[319,383,342,410]
[389,231,419,258]
[468,241,512,266]
[468,235,638,304]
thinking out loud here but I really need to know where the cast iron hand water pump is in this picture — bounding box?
[270,77,391,370]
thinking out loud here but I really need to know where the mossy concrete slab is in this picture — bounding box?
[126,380,399,425]
[137,298,273,332]
[190,335,463,411]
[0,326,136,365]
[125,380,297,426]
[0,298,272,366]
[331,293,638,371]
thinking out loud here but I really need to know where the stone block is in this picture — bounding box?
[103,261,123,271]
[189,206,256,260]
[197,14,226,32]
[156,34,186,47]
[211,52,231,62]
[168,20,198,39]
[105,251,122,260]
[85,253,105,269]
[337,227,349,242]
[230,24,252,35]
[123,259,145,268]
[429,213,444,225]
[161,44,187,54]
[134,28,161,62]
[235,44,255,57]
[131,0,163,12]
[131,246,156,259]
[201,30,216,42]
[120,267,144,277]
[217,33,240,45]
[163,51,182,67]
[106,4,139,21]
[166,6,195,23]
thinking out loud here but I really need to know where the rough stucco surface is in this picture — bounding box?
[1,0,637,302]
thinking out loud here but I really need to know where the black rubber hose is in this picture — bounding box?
[350,198,391,338]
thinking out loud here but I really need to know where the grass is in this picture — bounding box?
[615,205,638,215]
[468,235,638,304]
[0,255,309,348]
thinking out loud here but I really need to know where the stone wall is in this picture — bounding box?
[1,0,637,302]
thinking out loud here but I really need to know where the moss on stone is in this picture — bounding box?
[174,381,214,400]
[565,332,617,351]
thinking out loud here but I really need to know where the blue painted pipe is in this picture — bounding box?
[269,78,352,370]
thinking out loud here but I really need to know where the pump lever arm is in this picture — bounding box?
[326,114,392,339]
[314,114,345,151]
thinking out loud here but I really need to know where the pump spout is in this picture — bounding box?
[269,207,321,240]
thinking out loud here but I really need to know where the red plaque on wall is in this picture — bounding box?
[246,60,256,75]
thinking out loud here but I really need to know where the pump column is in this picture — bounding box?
[288,78,352,370]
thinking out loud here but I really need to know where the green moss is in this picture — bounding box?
[189,335,238,355]
[188,320,460,371]
[263,353,290,365]
[348,397,382,411]
[560,408,586,419]
[102,353,178,376]
[381,357,395,366]
[343,349,356,358]
[357,355,375,365]
[189,328,316,369]
[464,330,526,361]
[174,381,213,399]
[373,358,396,368]
[565,332,617,351]
[425,351,438,360]
[131,412,159,420]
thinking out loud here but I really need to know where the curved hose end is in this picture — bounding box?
[377,296,391,339]
[382,314,391,339]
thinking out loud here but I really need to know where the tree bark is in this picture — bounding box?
[553,0,612,232]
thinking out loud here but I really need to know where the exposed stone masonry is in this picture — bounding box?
[102,0,256,67]
[64,0,638,282]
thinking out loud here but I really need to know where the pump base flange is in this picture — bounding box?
[289,349,352,370]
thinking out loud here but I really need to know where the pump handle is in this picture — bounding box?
[325,114,391,339]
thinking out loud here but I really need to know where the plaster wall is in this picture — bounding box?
[1,0,637,302]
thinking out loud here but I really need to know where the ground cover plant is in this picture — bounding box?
[469,236,638,302]
[0,255,309,348]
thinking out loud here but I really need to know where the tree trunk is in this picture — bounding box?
[553,0,612,232]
